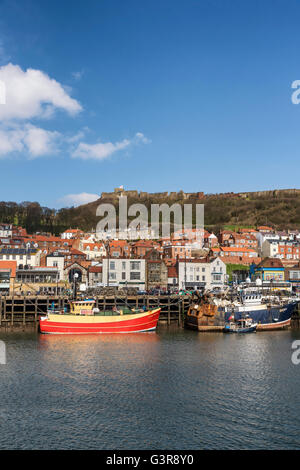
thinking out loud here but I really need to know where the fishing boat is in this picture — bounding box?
[185,288,298,332]
[223,290,296,331]
[39,299,161,334]
[223,315,257,334]
[185,294,225,331]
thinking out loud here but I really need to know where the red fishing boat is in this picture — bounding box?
[39,299,161,334]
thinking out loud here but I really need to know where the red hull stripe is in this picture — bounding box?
[40,311,160,334]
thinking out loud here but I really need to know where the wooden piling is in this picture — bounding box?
[11,294,14,328]
[23,296,26,326]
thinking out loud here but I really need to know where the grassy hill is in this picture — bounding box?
[1,189,300,235]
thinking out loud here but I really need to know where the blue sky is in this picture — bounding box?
[0,0,300,208]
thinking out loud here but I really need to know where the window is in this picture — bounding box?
[122,272,126,280]
[53,261,58,267]
[110,261,115,270]
[130,261,140,270]
[109,272,116,280]
[130,272,140,280]
[122,261,126,270]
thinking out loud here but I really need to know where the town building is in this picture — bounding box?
[163,242,192,259]
[14,266,65,295]
[224,232,258,249]
[145,249,168,291]
[46,252,65,280]
[178,257,227,291]
[108,240,131,258]
[167,265,178,289]
[80,242,106,260]
[0,260,17,294]
[250,258,285,281]
[61,229,84,240]
[0,224,13,238]
[203,231,218,248]
[0,248,40,267]
[102,258,146,289]
[88,266,102,287]
[210,246,258,260]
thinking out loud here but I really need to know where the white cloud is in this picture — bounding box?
[66,127,89,143]
[71,132,150,161]
[0,126,24,155]
[0,63,82,121]
[0,61,150,163]
[134,132,151,144]
[23,125,60,158]
[59,192,100,207]
[0,123,61,158]
[72,70,84,81]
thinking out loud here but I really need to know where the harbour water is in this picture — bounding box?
[0,327,300,450]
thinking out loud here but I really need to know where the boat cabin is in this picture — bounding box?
[70,300,96,316]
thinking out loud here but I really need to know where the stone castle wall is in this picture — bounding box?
[100,188,300,201]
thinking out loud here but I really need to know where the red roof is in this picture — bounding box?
[70,248,86,256]
[89,266,102,273]
[220,256,261,265]
[221,247,257,253]
[64,229,83,233]
[0,261,17,277]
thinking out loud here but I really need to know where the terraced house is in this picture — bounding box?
[178,257,227,291]
[102,258,146,289]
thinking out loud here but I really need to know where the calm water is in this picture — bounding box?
[0,327,300,450]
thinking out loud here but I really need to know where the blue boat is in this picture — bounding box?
[222,290,297,331]
[223,315,257,333]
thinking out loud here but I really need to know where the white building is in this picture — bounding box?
[255,232,280,249]
[79,242,107,260]
[95,227,156,241]
[0,224,12,238]
[61,229,83,240]
[46,253,65,281]
[261,239,279,258]
[102,258,146,289]
[178,257,227,291]
[0,248,40,267]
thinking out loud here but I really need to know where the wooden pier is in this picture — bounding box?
[1,295,299,331]
[0,295,191,331]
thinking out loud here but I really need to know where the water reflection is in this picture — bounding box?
[0,328,300,449]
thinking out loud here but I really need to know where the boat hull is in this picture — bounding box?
[39,308,161,334]
[223,324,257,334]
[224,302,297,331]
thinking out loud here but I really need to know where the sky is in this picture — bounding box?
[1,0,300,208]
